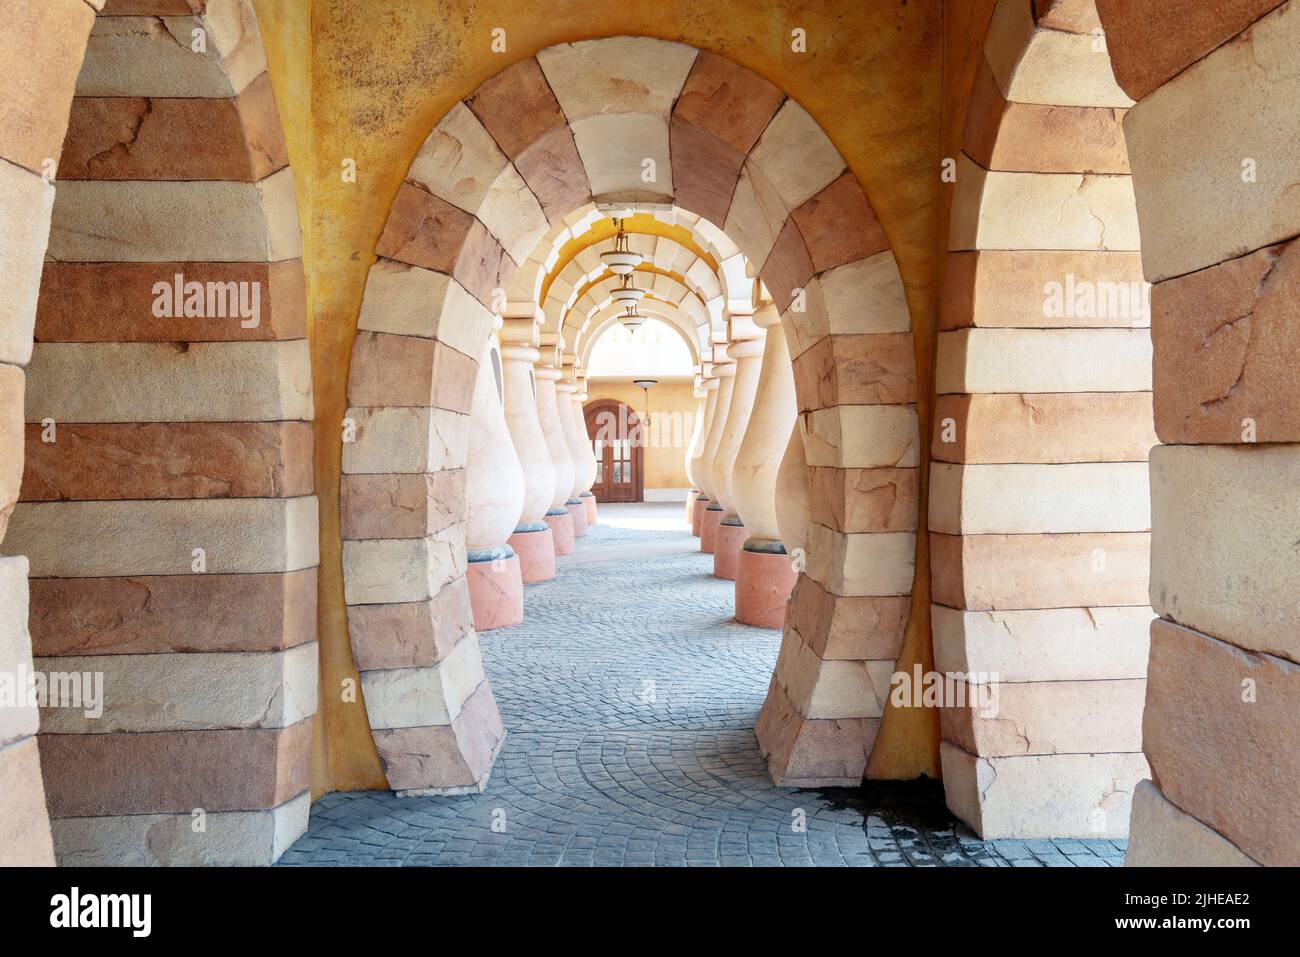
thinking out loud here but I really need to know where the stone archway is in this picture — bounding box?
[0,0,314,866]
[343,36,919,794]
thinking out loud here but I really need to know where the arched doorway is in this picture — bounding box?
[584,399,643,503]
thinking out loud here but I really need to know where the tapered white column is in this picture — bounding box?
[684,374,712,532]
[500,314,557,583]
[712,309,766,581]
[732,303,798,626]
[556,357,588,538]
[776,422,811,557]
[572,375,599,526]
[464,332,526,630]
[534,342,576,555]
[697,353,734,555]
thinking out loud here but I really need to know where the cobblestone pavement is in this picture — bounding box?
[280,503,1127,867]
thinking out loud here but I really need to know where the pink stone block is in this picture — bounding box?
[735,547,798,629]
[699,507,723,554]
[508,526,555,584]
[466,554,524,632]
[583,494,597,525]
[543,510,575,555]
[565,500,589,538]
[691,496,707,537]
[712,521,746,581]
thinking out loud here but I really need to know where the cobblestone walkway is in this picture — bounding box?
[280,503,1126,867]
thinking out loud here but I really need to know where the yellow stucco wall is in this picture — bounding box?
[585,381,697,491]
[256,0,945,793]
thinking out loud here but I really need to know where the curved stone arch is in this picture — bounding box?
[345,34,919,793]
[934,0,1153,839]
[577,302,703,372]
[0,0,314,866]
[550,240,723,320]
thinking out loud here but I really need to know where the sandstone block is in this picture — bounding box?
[0,738,54,866]
[0,365,22,540]
[673,50,784,155]
[347,577,474,671]
[537,36,696,119]
[372,679,504,793]
[341,526,464,605]
[0,161,54,366]
[936,328,1152,394]
[359,634,485,730]
[808,467,919,534]
[341,406,468,474]
[785,576,910,661]
[773,627,894,720]
[348,332,476,413]
[356,260,497,358]
[801,406,919,469]
[341,470,464,541]
[749,100,845,212]
[755,675,877,787]
[0,556,36,748]
[724,162,788,271]
[570,113,673,203]
[793,333,915,410]
[805,523,916,597]
[1125,779,1260,867]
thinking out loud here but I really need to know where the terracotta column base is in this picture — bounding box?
[712,517,746,580]
[466,547,523,631]
[684,488,698,525]
[691,495,708,537]
[507,522,555,584]
[565,498,589,538]
[699,504,724,554]
[735,540,797,629]
[543,508,575,555]
[581,490,597,525]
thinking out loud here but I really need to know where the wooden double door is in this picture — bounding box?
[584,399,643,503]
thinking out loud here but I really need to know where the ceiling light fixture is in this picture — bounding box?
[609,271,646,308]
[599,218,643,276]
[619,304,646,332]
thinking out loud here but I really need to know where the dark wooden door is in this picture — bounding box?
[584,399,643,503]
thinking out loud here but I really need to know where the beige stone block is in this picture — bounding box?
[950,156,1139,252]
[936,328,1151,394]
[342,525,464,605]
[536,36,697,120]
[1150,444,1300,663]
[76,11,266,98]
[931,604,1152,682]
[1125,780,1260,867]
[357,261,496,359]
[942,678,1145,757]
[51,791,309,867]
[48,168,301,262]
[821,251,912,334]
[25,339,312,423]
[4,496,319,576]
[941,741,1148,839]
[35,643,317,734]
[1123,2,1300,282]
[775,626,895,720]
[801,406,919,469]
[359,634,485,730]
[341,407,468,474]
[0,556,37,748]
[569,114,672,202]
[929,462,1150,534]
[724,162,788,271]
[805,523,915,597]
[0,737,54,866]
[0,161,53,366]
[0,365,21,541]
[984,0,1131,107]
[1142,618,1300,866]
[749,100,845,211]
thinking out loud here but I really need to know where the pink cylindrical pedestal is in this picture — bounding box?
[581,491,597,525]
[467,549,523,631]
[735,543,798,629]
[712,519,746,580]
[684,488,698,524]
[699,506,723,554]
[543,508,575,555]
[507,523,555,584]
[691,495,707,537]
[566,499,589,538]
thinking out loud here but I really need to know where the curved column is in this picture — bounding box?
[464,334,526,631]
[534,350,576,555]
[500,315,557,583]
[732,306,798,626]
[697,356,735,554]
[775,422,812,556]
[556,358,589,538]
[572,378,599,526]
[711,312,765,581]
[687,377,719,536]
[683,377,710,531]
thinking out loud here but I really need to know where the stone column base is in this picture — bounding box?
[565,498,589,538]
[543,508,575,555]
[735,541,796,628]
[712,517,746,580]
[691,495,707,537]
[699,504,724,554]
[466,547,524,632]
[580,490,597,525]
[507,522,555,583]
[684,488,698,525]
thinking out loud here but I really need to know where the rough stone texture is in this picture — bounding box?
[724,162,789,271]
[808,467,919,534]
[1142,618,1299,866]
[48,169,301,262]
[942,741,1148,839]
[1149,444,1300,663]
[931,604,1152,682]
[4,496,320,576]
[0,738,55,866]
[569,113,673,203]
[341,526,465,605]
[793,333,916,410]
[40,720,311,817]
[0,556,36,747]
[348,332,476,413]
[36,259,307,342]
[25,340,314,423]
[931,531,1150,610]
[1122,1,1300,282]
[801,406,919,469]
[21,421,313,501]
[359,635,485,730]
[932,392,1156,464]
[940,249,1149,330]
[356,260,497,358]
[786,576,910,661]
[347,578,474,671]
[465,56,565,159]
[772,628,894,720]
[1125,780,1260,867]
[536,37,697,120]
[28,568,316,656]
[667,115,744,226]
[52,792,310,867]
[1096,0,1286,102]
[804,524,916,597]
[748,100,845,212]
[0,365,22,540]
[941,678,1145,756]
[792,173,889,273]
[341,470,463,541]
[0,161,54,366]
[936,328,1152,394]
[929,462,1150,534]
[1152,239,1300,443]
[761,218,815,314]
[372,680,504,793]
[341,406,468,475]
[673,50,785,156]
